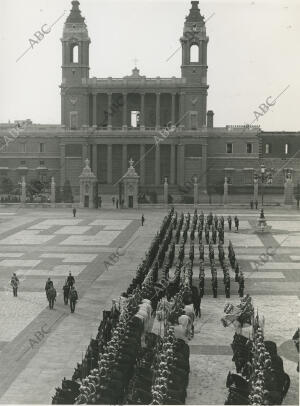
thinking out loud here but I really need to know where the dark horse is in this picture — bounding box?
[225,372,250,405]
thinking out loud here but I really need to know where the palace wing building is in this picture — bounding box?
[0,1,298,202]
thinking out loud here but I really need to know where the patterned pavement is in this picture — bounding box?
[0,207,298,404]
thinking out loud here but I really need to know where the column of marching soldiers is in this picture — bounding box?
[51,208,244,405]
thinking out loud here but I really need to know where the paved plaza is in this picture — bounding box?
[0,207,298,404]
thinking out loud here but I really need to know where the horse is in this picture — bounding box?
[47,286,56,309]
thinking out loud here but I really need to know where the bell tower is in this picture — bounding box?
[61,1,90,127]
[181,1,209,127]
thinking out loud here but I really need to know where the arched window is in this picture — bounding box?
[284,143,289,155]
[190,44,199,62]
[70,44,79,63]
[265,143,271,154]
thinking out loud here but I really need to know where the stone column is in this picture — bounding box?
[171,93,176,125]
[50,177,56,205]
[92,93,97,127]
[253,179,258,203]
[194,177,198,206]
[107,93,112,130]
[140,93,145,130]
[60,143,65,192]
[164,177,168,206]
[92,144,97,178]
[179,92,185,128]
[170,144,176,185]
[122,92,127,130]
[201,143,207,190]
[140,144,145,185]
[122,144,127,175]
[155,144,160,185]
[20,176,26,204]
[177,144,185,186]
[107,144,112,184]
[155,92,160,130]
[223,177,228,205]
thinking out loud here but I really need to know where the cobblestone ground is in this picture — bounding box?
[0,207,298,404]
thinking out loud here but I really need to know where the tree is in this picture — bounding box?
[63,180,73,203]
[1,177,14,194]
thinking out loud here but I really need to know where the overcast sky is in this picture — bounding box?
[0,0,299,131]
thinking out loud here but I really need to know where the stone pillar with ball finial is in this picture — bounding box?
[194,176,198,207]
[20,176,26,205]
[223,177,228,205]
[50,177,56,206]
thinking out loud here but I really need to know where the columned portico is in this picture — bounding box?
[107,93,112,130]
[122,144,127,174]
[122,92,127,129]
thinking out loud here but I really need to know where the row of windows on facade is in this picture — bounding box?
[226,143,290,154]
[70,43,200,64]
[264,143,290,154]
[15,143,45,153]
[19,160,45,166]
[226,143,253,154]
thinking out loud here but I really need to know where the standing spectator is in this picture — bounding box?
[227,215,232,231]
[116,199,119,209]
[10,273,19,297]
[255,199,258,209]
[69,286,78,313]
[141,214,145,226]
[72,207,76,217]
[250,199,253,209]
[98,196,102,208]
[112,196,115,206]
[234,216,239,232]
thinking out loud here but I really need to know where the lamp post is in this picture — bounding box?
[254,164,273,208]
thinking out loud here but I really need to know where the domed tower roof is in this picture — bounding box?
[185,1,204,23]
[66,1,85,24]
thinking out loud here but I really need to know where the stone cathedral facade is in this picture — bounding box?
[0,0,299,202]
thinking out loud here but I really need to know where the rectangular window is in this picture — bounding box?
[130,111,140,128]
[70,112,78,130]
[226,143,233,153]
[20,160,26,166]
[40,160,45,166]
[246,143,253,153]
[39,143,45,153]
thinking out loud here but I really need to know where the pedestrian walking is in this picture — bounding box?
[63,280,70,305]
[67,272,75,288]
[10,273,19,297]
[250,199,253,209]
[69,286,78,313]
[47,283,56,309]
[255,199,258,209]
[141,214,145,226]
[72,207,76,217]
[112,197,115,206]
[116,199,119,209]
